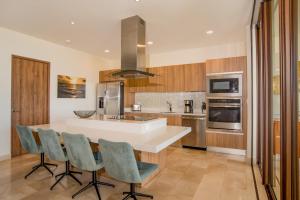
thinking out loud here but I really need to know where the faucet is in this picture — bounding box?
[166,101,172,112]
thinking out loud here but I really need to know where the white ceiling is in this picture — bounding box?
[0,0,253,60]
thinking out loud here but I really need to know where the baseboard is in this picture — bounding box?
[207,146,246,156]
[0,154,11,162]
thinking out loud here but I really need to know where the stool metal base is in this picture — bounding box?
[25,153,57,179]
[122,183,154,200]
[50,160,82,190]
[72,171,115,200]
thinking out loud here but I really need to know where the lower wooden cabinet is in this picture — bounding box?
[164,115,182,126]
[205,130,245,150]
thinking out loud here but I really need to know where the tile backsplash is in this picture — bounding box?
[134,92,206,113]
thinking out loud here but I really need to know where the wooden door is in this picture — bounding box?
[11,55,50,157]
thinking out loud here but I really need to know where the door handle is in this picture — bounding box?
[12,109,20,113]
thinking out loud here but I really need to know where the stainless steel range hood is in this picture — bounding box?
[112,15,154,78]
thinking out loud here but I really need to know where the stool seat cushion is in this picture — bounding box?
[137,161,158,181]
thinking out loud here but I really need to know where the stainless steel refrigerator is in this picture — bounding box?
[96,81,124,115]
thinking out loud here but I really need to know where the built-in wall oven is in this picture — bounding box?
[207,73,242,97]
[207,98,242,131]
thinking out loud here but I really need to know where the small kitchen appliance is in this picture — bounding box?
[131,104,142,112]
[184,100,193,113]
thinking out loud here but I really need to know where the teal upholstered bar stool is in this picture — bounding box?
[62,132,115,200]
[37,129,82,190]
[15,125,57,179]
[99,139,158,200]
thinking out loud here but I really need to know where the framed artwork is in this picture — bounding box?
[57,75,86,98]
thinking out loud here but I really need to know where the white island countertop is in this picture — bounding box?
[30,116,191,153]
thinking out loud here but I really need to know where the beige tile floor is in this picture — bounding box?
[0,147,258,200]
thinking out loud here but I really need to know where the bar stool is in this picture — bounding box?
[38,128,82,190]
[15,125,57,179]
[99,139,158,200]
[62,132,115,200]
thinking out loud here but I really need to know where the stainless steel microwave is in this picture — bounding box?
[207,73,243,97]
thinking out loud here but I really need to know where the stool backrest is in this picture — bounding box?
[62,132,97,171]
[38,129,67,162]
[16,125,39,154]
[99,139,142,183]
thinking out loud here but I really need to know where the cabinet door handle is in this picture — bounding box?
[12,109,20,113]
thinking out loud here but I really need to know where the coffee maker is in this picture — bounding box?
[184,100,193,113]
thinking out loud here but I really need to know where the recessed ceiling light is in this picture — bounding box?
[71,21,75,25]
[147,41,154,45]
[206,30,214,35]
[65,39,71,43]
[104,50,110,53]
[135,0,141,2]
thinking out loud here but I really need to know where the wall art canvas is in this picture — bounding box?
[57,75,86,98]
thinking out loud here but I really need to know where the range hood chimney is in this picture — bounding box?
[112,15,154,78]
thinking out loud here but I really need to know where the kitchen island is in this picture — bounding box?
[30,116,191,186]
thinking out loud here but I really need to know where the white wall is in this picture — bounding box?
[149,42,246,67]
[0,27,107,159]
[104,42,247,69]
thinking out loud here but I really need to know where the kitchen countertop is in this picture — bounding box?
[125,108,206,117]
[29,117,191,153]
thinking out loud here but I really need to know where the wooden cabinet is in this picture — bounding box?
[184,63,206,92]
[105,63,206,93]
[205,130,245,149]
[205,56,248,150]
[147,67,166,92]
[124,81,135,107]
[205,56,247,74]
[164,115,182,126]
[99,69,122,83]
[165,65,185,92]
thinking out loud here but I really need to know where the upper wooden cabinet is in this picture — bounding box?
[147,67,166,92]
[205,56,247,74]
[165,65,185,92]
[99,69,122,83]
[99,63,206,93]
[184,63,206,92]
